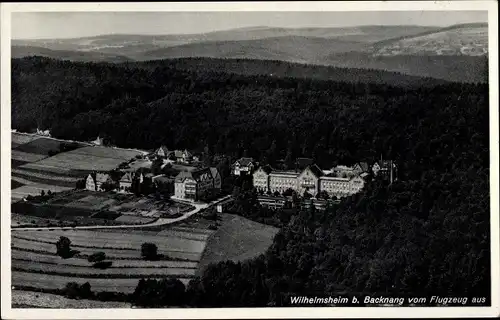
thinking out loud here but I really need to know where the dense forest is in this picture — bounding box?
[11,56,490,305]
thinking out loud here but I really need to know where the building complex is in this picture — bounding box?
[174,167,221,201]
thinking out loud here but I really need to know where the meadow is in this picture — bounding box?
[11,213,278,300]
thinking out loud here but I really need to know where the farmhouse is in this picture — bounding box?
[232,157,256,176]
[91,136,106,146]
[86,172,115,192]
[253,163,367,199]
[174,167,221,201]
[36,127,51,136]
[119,172,134,191]
[372,159,397,183]
[155,146,194,164]
[156,145,169,158]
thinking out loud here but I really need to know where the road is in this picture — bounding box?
[11,195,231,231]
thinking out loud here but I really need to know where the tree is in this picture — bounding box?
[88,252,106,263]
[40,190,45,197]
[64,282,92,299]
[56,236,72,258]
[282,188,295,197]
[75,179,86,189]
[151,158,163,175]
[101,181,116,192]
[317,190,330,200]
[141,242,158,260]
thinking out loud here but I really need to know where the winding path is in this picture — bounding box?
[12,195,231,231]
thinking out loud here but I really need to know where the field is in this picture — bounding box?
[11,212,278,302]
[11,189,186,227]
[12,290,131,308]
[11,133,143,201]
[197,213,279,273]
[10,218,213,295]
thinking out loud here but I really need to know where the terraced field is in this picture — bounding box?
[10,218,214,294]
[10,133,143,202]
[11,212,279,301]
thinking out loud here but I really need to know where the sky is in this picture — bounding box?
[12,11,488,40]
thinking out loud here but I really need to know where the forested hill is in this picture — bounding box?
[130,57,449,87]
[12,56,490,304]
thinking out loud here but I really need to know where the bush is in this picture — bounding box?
[141,243,158,260]
[56,236,72,258]
[133,278,186,307]
[208,224,218,230]
[92,261,113,269]
[64,282,93,299]
[88,252,106,263]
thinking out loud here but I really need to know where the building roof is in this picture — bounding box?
[235,157,254,167]
[320,176,350,182]
[157,145,169,154]
[120,172,134,183]
[307,164,324,178]
[270,171,300,177]
[257,165,274,174]
[175,167,213,183]
[210,167,219,178]
[375,160,397,169]
[356,162,370,172]
[96,173,111,183]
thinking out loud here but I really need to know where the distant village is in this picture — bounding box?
[83,137,398,209]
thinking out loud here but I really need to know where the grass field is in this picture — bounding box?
[10,218,212,296]
[13,138,66,155]
[11,133,41,146]
[10,133,144,202]
[197,213,279,274]
[11,210,279,301]
[12,290,132,308]
[12,271,191,294]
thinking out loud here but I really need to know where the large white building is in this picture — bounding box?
[253,163,368,199]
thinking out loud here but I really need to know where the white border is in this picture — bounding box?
[1,1,499,319]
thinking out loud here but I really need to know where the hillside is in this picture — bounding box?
[11,46,132,63]
[140,36,371,62]
[134,57,448,87]
[372,23,488,56]
[12,25,437,52]
[11,24,487,83]
[324,52,488,83]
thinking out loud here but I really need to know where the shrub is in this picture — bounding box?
[56,236,72,258]
[141,243,158,260]
[64,282,93,299]
[88,252,106,263]
[92,261,113,269]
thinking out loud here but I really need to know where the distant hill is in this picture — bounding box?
[133,57,449,88]
[11,23,488,83]
[11,46,132,63]
[372,23,488,56]
[139,36,370,62]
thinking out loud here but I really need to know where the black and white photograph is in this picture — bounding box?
[1,1,498,318]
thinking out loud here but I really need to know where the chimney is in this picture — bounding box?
[390,160,394,184]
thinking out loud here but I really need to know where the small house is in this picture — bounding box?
[232,157,255,176]
[119,172,134,191]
